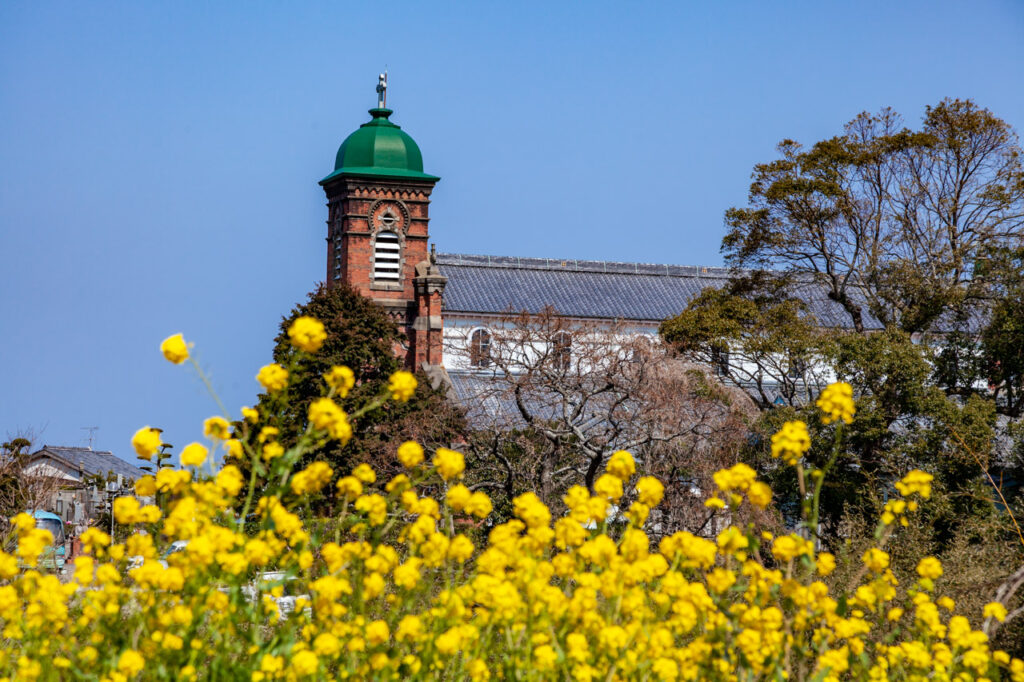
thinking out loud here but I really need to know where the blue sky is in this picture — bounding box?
[2,1,1023,463]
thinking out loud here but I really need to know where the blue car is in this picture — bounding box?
[25,510,67,571]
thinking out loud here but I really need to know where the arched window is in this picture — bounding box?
[552,332,572,370]
[373,231,401,282]
[470,329,492,368]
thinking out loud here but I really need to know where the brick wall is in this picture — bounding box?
[322,175,443,369]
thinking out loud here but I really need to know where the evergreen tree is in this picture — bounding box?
[249,283,465,484]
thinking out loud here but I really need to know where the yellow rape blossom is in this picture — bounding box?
[117,649,145,676]
[464,491,492,519]
[336,476,362,501]
[816,381,855,425]
[289,649,319,676]
[816,552,837,576]
[290,462,333,495]
[862,548,890,573]
[307,398,352,443]
[287,315,327,353]
[131,426,162,460]
[256,363,289,393]
[605,450,635,480]
[388,370,417,402]
[896,469,934,499]
[324,365,356,396]
[432,448,465,481]
[352,463,376,484]
[747,481,772,508]
[262,441,284,461]
[160,334,189,364]
[398,440,425,468]
[180,442,208,467]
[446,484,472,511]
[984,601,1008,622]
[713,462,757,492]
[202,416,231,440]
[224,438,244,459]
[917,556,943,581]
[635,476,664,507]
[771,420,810,465]
[593,473,623,501]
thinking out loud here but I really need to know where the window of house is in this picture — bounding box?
[553,332,572,370]
[711,345,729,376]
[373,231,401,281]
[470,329,492,368]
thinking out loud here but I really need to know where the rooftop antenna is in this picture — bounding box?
[81,426,98,449]
[376,70,388,108]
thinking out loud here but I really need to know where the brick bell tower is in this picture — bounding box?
[319,75,446,372]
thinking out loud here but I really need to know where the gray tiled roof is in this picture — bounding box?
[32,446,147,481]
[437,253,881,328]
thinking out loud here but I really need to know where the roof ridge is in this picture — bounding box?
[436,252,734,278]
[45,444,113,453]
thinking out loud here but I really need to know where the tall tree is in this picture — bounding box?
[661,99,1022,557]
[722,99,1024,334]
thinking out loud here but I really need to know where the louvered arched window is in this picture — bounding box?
[373,231,401,282]
[470,329,492,368]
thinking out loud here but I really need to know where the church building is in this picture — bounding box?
[319,79,862,397]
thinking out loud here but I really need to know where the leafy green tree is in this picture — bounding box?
[249,283,465,485]
[979,247,1024,418]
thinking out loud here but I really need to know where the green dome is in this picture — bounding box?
[320,108,439,183]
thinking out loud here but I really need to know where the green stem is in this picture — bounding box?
[808,424,843,546]
[238,446,262,527]
[189,356,231,419]
[348,393,389,420]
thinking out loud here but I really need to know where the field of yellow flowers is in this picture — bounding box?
[2,317,1022,680]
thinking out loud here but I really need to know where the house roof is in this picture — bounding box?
[436,253,882,328]
[29,446,147,481]
[448,371,549,428]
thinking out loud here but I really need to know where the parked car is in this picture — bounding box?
[241,570,310,620]
[127,541,309,620]
[25,510,67,571]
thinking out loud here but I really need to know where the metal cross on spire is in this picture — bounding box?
[376,72,388,108]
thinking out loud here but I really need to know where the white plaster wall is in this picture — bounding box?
[441,315,845,396]
[24,460,80,482]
